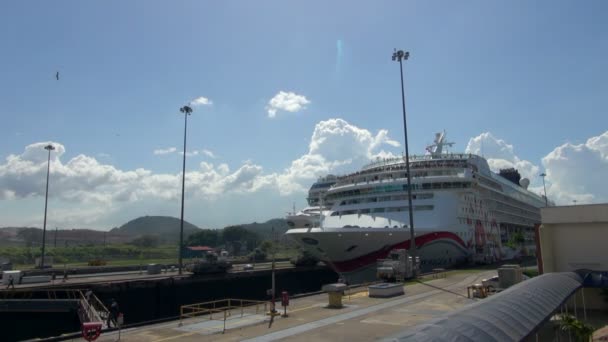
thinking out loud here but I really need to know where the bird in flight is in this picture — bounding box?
[56,71,59,80]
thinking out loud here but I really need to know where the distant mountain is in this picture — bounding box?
[0,227,131,247]
[241,218,290,240]
[0,216,287,247]
[111,216,201,242]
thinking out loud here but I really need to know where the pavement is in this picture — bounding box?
[88,269,496,342]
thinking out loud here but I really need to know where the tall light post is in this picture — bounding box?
[392,49,417,262]
[41,144,55,269]
[540,173,548,207]
[178,105,193,275]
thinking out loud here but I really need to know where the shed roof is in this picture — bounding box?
[385,272,583,342]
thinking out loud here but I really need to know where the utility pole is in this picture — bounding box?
[178,105,193,275]
[54,227,58,248]
[41,144,55,269]
[540,173,548,207]
[392,49,417,266]
[271,226,277,313]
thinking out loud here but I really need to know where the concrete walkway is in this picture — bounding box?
[91,270,494,342]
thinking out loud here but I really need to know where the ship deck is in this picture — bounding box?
[87,269,496,342]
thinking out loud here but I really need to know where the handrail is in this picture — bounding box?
[179,298,269,332]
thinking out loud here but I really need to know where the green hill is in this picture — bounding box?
[111,216,201,242]
[241,218,289,240]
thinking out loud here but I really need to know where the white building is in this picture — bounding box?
[538,203,608,310]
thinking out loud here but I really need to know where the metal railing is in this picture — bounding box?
[180,298,268,332]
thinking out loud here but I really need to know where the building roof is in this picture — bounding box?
[385,272,583,342]
[541,203,608,224]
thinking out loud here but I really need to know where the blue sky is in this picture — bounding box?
[1,1,607,230]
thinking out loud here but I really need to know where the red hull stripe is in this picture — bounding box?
[331,231,466,273]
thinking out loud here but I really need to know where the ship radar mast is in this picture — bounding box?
[425,130,454,158]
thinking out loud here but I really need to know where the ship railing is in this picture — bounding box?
[180,298,268,332]
[361,153,473,171]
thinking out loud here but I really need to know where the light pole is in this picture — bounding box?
[392,49,417,262]
[178,105,193,275]
[41,144,55,269]
[540,173,548,207]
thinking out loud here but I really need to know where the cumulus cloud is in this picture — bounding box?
[466,131,608,205]
[190,96,213,106]
[266,91,310,118]
[0,143,270,204]
[1,119,400,205]
[270,118,401,195]
[465,132,539,181]
[541,131,608,204]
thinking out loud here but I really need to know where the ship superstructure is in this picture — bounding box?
[286,132,547,283]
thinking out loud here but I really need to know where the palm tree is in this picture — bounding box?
[557,314,594,341]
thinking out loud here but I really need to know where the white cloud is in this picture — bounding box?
[190,96,213,106]
[0,119,400,205]
[153,147,177,155]
[0,142,275,206]
[179,150,199,157]
[466,131,608,206]
[270,118,401,195]
[541,131,608,204]
[266,91,310,118]
[202,149,216,158]
[155,147,215,158]
[465,132,539,181]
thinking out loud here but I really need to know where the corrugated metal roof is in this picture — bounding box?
[385,272,583,342]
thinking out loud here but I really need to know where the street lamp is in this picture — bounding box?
[392,49,417,263]
[540,173,548,207]
[178,105,193,275]
[41,144,55,269]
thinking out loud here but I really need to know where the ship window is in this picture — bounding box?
[372,208,385,213]
[360,209,370,214]
[345,245,358,252]
[331,212,340,216]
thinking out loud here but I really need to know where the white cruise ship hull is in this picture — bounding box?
[286,227,471,284]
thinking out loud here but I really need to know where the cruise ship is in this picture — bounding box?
[286,131,548,283]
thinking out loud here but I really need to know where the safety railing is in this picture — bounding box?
[180,298,268,332]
